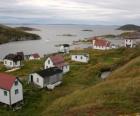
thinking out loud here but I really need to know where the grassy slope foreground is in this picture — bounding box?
[0,48,140,116]
[0,24,41,44]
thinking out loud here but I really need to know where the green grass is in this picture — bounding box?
[0,47,140,116]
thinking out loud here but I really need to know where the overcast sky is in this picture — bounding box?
[0,0,140,25]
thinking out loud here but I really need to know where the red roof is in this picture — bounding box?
[93,37,110,47]
[32,53,40,58]
[50,55,65,65]
[0,73,16,90]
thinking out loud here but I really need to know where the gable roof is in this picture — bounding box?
[32,53,40,58]
[4,54,22,62]
[50,54,65,65]
[93,37,111,47]
[0,73,16,90]
[37,67,63,78]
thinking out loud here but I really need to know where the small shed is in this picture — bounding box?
[28,67,63,90]
[59,44,70,54]
[71,54,89,63]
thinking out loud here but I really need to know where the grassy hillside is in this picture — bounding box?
[0,47,140,116]
[15,27,39,31]
[0,24,41,44]
[44,56,140,116]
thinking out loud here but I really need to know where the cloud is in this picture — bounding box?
[0,0,140,24]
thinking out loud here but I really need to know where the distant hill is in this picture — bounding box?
[0,25,41,44]
[118,24,140,31]
[15,26,40,31]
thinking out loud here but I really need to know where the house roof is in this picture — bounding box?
[0,73,16,90]
[37,67,63,78]
[17,52,24,60]
[92,37,111,47]
[50,54,65,65]
[32,53,40,58]
[62,44,70,47]
[4,54,22,62]
[17,52,24,56]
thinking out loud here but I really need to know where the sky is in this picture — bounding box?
[0,0,140,25]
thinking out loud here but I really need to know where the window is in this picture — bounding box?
[4,91,7,96]
[15,81,18,86]
[48,60,50,64]
[37,78,39,83]
[75,56,77,59]
[81,56,83,59]
[15,89,19,94]
[10,62,12,65]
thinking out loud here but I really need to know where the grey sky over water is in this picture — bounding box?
[0,0,140,25]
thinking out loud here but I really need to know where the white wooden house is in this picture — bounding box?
[29,53,41,60]
[71,54,89,63]
[59,44,70,54]
[28,67,63,90]
[44,54,70,74]
[0,73,23,106]
[92,37,111,50]
[3,54,22,68]
[124,39,134,48]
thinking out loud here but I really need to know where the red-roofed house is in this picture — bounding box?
[0,73,23,106]
[92,37,111,50]
[29,53,41,60]
[44,54,70,74]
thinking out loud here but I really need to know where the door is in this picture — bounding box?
[30,75,33,83]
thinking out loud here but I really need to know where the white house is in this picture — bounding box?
[59,44,70,54]
[44,54,70,74]
[92,37,111,50]
[111,44,118,49]
[29,53,41,60]
[3,54,22,68]
[124,39,134,48]
[0,73,23,106]
[71,54,89,63]
[28,67,63,90]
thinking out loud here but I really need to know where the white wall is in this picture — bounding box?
[29,56,40,60]
[71,55,89,63]
[0,88,10,105]
[93,45,110,50]
[4,59,21,68]
[59,46,70,53]
[29,73,44,88]
[44,58,54,69]
[10,79,23,105]
[63,65,70,73]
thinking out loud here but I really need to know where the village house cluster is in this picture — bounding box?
[0,36,137,108]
